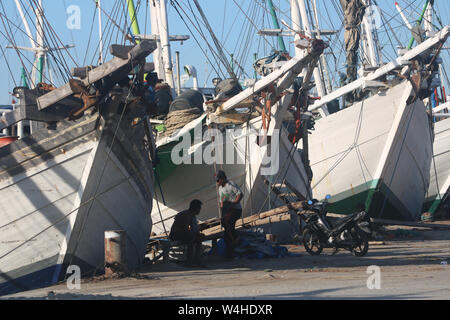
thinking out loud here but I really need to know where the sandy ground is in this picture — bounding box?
[3,227,450,300]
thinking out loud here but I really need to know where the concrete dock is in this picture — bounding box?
[3,226,450,300]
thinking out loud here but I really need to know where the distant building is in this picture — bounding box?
[0,105,13,112]
[0,104,30,137]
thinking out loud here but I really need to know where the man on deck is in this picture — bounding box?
[340,0,366,103]
[216,170,243,259]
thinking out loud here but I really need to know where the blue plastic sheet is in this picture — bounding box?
[210,234,301,259]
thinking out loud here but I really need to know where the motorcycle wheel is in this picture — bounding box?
[302,227,323,255]
[350,227,369,257]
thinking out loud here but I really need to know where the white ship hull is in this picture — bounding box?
[0,115,153,295]
[151,115,311,237]
[308,81,433,220]
[424,116,450,213]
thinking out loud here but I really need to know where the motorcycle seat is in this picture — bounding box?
[327,212,357,229]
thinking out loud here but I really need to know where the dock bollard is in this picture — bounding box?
[104,230,127,276]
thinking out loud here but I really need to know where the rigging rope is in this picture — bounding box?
[170,0,225,79]
[83,5,99,67]
[0,168,144,264]
[376,94,425,218]
[0,14,46,87]
[311,96,366,191]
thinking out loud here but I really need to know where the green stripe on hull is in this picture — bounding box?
[324,179,417,221]
[325,189,372,214]
[154,127,198,185]
[422,193,448,214]
[367,180,415,221]
[154,142,178,184]
[422,198,439,213]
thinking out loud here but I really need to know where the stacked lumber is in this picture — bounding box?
[202,201,306,239]
[151,201,307,241]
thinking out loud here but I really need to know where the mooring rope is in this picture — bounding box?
[163,108,203,137]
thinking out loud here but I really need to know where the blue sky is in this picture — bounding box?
[0,0,448,105]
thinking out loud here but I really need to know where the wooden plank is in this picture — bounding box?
[326,213,450,230]
[127,41,157,61]
[203,201,305,236]
[263,178,294,208]
[73,64,157,79]
[373,218,450,230]
[432,101,450,114]
[71,66,95,79]
[284,179,307,201]
[82,57,130,85]
[199,217,221,230]
[203,214,292,241]
[110,44,135,59]
[208,112,257,125]
[152,217,221,239]
[37,57,130,110]
[153,202,306,240]
[36,83,74,111]
[369,241,386,245]
[134,34,190,42]
[37,41,156,111]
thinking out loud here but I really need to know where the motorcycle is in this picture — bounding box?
[300,195,372,257]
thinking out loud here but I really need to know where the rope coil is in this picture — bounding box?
[163,108,202,136]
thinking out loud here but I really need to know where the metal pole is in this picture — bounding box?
[14,0,35,49]
[45,53,54,85]
[1,113,7,135]
[36,0,45,84]
[192,0,237,79]
[254,53,258,80]
[311,0,332,93]
[176,51,181,95]
[267,0,287,52]
[185,65,199,90]
[439,64,446,95]
[12,104,23,139]
[290,0,303,58]
[127,0,141,43]
[97,0,104,64]
[21,67,28,88]
[149,1,164,80]
[395,2,413,30]
[424,0,433,36]
[104,230,127,276]
[361,0,378,67]
[407,0,431,49]
[230,53,234,73]
[156,0,175,89]
[297,0,325,97]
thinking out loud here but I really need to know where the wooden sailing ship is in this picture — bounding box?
[0,41,156,295]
